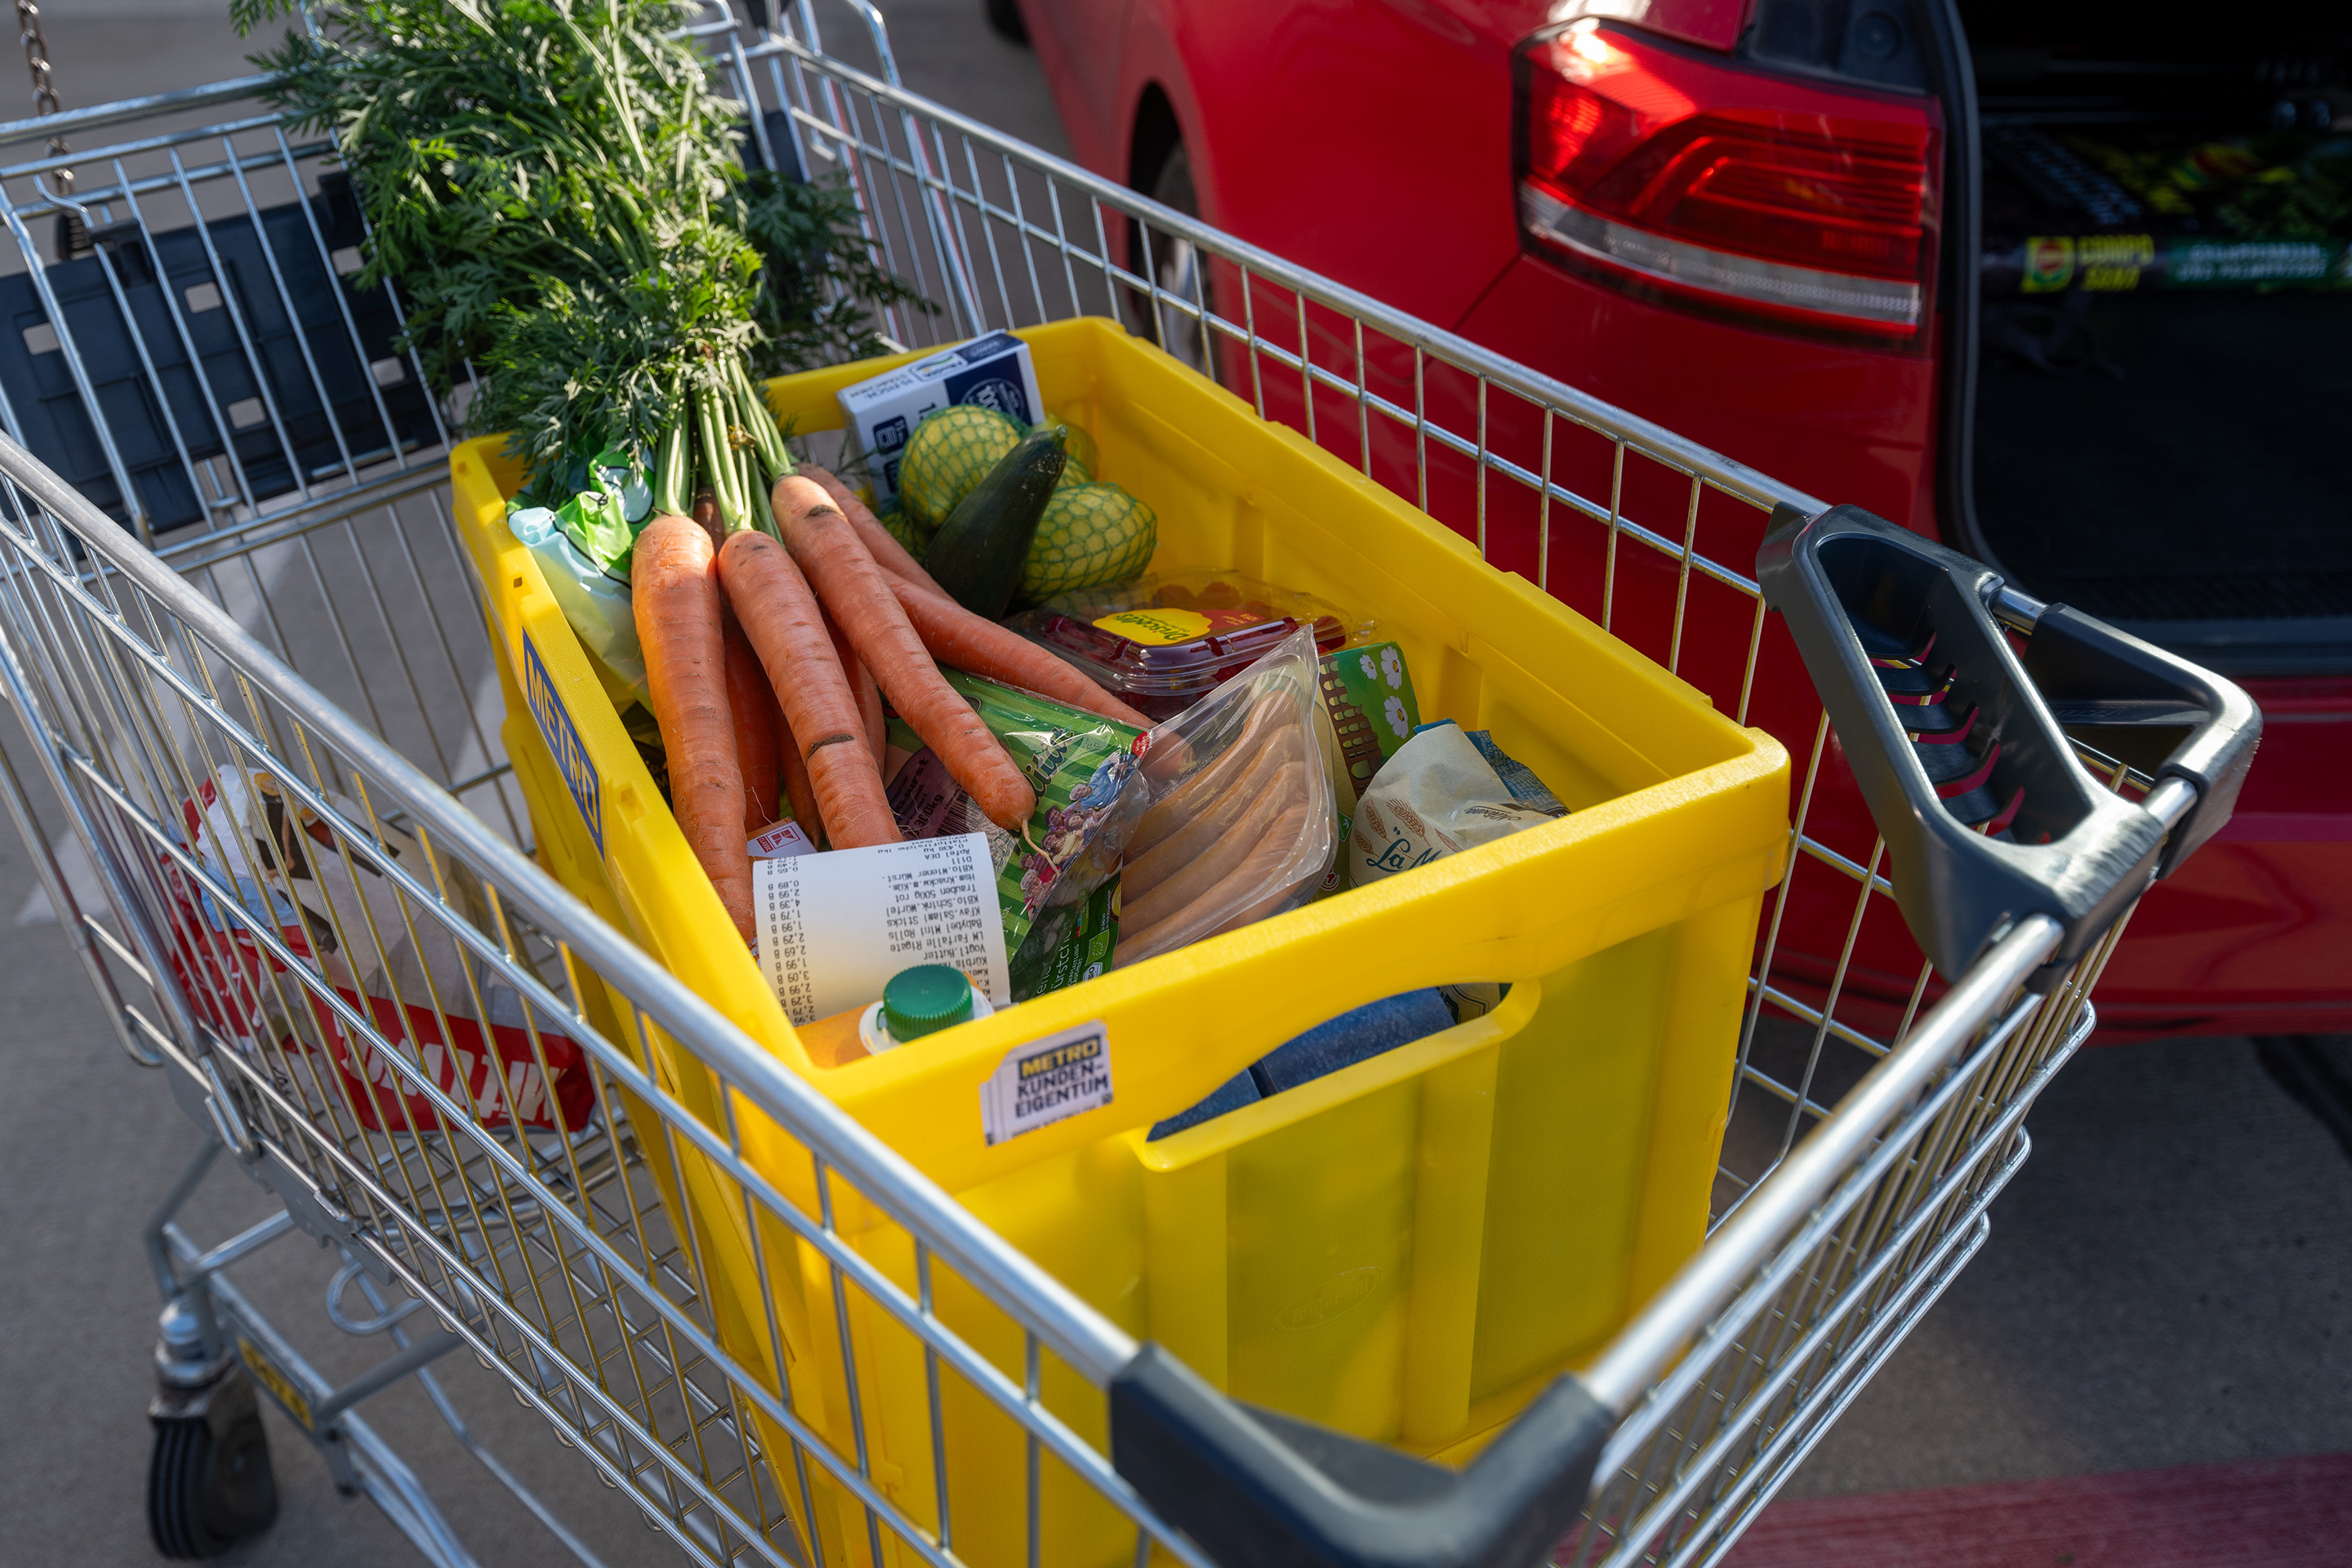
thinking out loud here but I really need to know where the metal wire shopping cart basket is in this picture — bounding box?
[0,5,2256,1566]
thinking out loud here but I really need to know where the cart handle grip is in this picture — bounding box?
[1754,503,2260,981]
[1111,1345,1613,1568]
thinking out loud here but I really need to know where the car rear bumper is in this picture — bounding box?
[2090,677,2352,1038]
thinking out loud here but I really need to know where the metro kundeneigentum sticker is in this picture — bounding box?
[980,1021,1111,1145]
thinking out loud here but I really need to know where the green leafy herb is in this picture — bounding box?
[235,0,926,510]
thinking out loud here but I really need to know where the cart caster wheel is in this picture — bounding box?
[148,1410,278,1559]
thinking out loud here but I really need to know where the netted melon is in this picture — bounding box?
[898,404,1022,527]
[1018,483,1157,600]
[875,495,933,557]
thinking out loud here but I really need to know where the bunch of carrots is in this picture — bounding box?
[639,452,1149,944]
[232,0,1151,942]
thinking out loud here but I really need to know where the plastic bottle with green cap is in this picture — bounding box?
[793,965,999,1067]
[885,965,975,1039]
[856,964,996,1057]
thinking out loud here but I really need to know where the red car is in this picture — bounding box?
[1001,0,2350,1038]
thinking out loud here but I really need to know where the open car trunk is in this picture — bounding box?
[1958,0,2351,674]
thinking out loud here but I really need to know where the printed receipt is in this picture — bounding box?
[754,833,1010,1027]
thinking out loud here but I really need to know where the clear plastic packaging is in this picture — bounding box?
[880,672,1150,965]
[507,505,648,704]
[1008,571,1367,721]
[1115,624,1337,966]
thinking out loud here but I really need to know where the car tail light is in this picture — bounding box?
[1514,20,1940,342]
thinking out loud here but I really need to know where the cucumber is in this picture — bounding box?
[923,423,1068,619]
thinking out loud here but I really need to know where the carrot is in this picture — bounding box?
[822,604,888,769]
[802,463,944,598]
[634,512,753,942]
[691,485,724,553]
[722,608,780,830]
[774,697,823,844]
[880,572,1154,728]
[715,528,902,849]
[853,659,885,768]
[771,474,1036,830]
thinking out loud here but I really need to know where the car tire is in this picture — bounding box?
[1133,144,1214,379]
[983,0,1027,44]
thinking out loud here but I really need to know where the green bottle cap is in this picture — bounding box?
[882,965,974,1044]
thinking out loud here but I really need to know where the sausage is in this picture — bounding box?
[1118,804,1311,967]
[1128,692,1292,858]
[1122,763,1303,930]
[1123,745,1296,901]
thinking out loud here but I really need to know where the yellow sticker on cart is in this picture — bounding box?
[238,1334,314,1430]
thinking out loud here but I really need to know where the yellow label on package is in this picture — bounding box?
[2080,234,2154,291]
[1093,607,1211,644]
[980,1020,1112,1144]
[2020,235,2074,292]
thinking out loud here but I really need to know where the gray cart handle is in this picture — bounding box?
[1112,1344,1610,1568]
[1102,506,2256,1568]
[1756,503,2260,982]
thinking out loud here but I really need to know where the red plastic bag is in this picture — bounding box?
[158,768,594,1135]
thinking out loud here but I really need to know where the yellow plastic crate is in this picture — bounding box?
[451,317,1788,1568]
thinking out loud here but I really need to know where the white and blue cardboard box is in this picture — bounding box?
[835,332,1044,506]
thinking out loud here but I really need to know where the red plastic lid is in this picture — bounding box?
[1008,574,1361,718]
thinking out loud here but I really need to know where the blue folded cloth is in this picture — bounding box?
[1147,1070,1261,1140]
[1251,989,1458,1094]
[1145,989,1457,1140]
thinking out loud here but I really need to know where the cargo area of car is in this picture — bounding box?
[1960,0,2351,672]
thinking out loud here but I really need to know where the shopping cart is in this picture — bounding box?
[0,5,2256,1566]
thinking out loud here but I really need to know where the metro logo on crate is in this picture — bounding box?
[521,633,602,854]
[452,317,1788,1566]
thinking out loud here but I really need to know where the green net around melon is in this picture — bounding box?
[874,496,934,557]
[898,404,1022,527]
[1019,483,1158,600]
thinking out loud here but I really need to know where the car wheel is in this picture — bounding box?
[983,0,1027,44]
[1134,144,1214,379]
